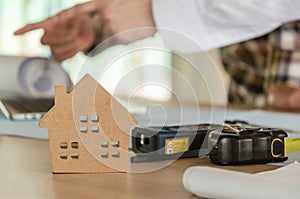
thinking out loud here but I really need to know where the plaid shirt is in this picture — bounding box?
[221,21,300,107]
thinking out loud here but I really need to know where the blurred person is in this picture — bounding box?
[14,0,300,110]
[221,21,300,110]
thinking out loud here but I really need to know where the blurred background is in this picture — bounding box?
[0,0,230,107]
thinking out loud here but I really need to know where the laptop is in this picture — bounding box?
[0,98,54,120]
[0,55,73,120]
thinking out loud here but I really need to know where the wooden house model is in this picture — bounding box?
[40,74,138,173]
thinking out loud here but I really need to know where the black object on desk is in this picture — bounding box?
[131,124,222,162]
[209,126,288,165]
[130,124,288,165]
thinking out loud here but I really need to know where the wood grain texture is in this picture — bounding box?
[0,136,279,199]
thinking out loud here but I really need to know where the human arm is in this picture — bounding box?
[14,1,100,62]
[152,0,300,53]
[267,84,300,110]
[14,0,156,61]
[15,0,300,60]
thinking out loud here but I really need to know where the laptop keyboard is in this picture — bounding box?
[2,98,54,113]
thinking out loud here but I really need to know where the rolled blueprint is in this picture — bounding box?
[0,55,73,99]
[183,165,300,199]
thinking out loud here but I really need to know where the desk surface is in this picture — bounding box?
[0,135,279,199]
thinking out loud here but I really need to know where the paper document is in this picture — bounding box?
[183,162,300,199]
[0,55,73,99]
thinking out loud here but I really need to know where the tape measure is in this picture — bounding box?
[131,124,221,162]
[130,123,297,165]
[225,120,300,153]
[285,138,300,153]
[208,125,288,165]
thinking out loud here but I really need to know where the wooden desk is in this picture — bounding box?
[0,135,280,199]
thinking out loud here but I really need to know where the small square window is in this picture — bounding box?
[91,115,99,122]
[80,126,88,133]
[100,140,109,147]
[70,152,79,159]
[60,152,68,159]
[71,142,79,148]
[100,152,109,158]
[91,126,99,132]
[79,116,88,122]
[59,142,68,149]
[112,141,119,147]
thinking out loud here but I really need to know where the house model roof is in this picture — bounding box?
[40,74,138,173]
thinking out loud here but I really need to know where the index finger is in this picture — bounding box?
[14,1,97,35]
[14,17,55,35]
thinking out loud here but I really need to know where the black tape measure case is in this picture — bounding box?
[131,124,288,165]
[209,126,288,165]
[131,124,222,162]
